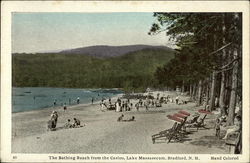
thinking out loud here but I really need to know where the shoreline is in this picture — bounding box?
[12,91,228,154]
[12,89,124,114]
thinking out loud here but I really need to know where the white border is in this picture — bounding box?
[1,1,249,162]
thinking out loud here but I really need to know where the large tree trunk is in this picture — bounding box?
[219,14,227,109]
[190,84,193,97]
[219,72,226,108]
[182,80,185,93]
[192,83,196,101]
[205,81,210,109]
[209,72,216,111]
[197,80,203,106]
[227,50,238,126]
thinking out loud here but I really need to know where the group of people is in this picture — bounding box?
[117,114,135,122]
[48,110,83,131]
[64,117,83,129]
[115,98,133,112]
[53,97,81,108]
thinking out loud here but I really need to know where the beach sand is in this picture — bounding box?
[12,91,228,154]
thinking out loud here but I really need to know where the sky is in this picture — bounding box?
[12,12,174,53]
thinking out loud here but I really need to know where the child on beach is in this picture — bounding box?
[214,118,221,138]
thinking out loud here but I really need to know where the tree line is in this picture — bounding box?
[12,48,174,93]
[149,13,242,125]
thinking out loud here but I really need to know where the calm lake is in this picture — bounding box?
[12,87,123,113]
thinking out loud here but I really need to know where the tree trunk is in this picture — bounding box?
[209,72,216,111]
[205,81,210,108]
[190,84,193,97]
[224,68,232,108]
[182,80,185,93]
[197,80,203,106]
[227,50,238,125]
[219,14,227,109]
[192,83,196,101]
[219,72,226,108]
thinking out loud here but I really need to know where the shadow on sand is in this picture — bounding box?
[190,135,226,150]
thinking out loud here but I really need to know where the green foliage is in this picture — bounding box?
[150,13,242,89]
[12,48,174,92]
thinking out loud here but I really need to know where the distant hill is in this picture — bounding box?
[59,45,174,58]
[12,46,175,92]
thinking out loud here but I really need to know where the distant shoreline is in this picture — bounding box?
[12,87,124,113]
[13,93,124,115]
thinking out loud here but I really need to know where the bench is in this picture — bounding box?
[225,131,241,154]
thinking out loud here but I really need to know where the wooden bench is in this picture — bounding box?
[225,131,241,154]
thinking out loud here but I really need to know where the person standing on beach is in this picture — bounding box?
[214,118,221,138]
[145,101,149,111]
[63,103,67,112]
[139,99,143,106]
[122,101,125,112]
[53,99,57,106]
[130,103,133,110]
[135,102,139,111]
[100,100,106,111]
[125,101,128,111]
[50,111,58,127]
[175,96,179,105]
[116,102,120,112]
[91,97,94,104]
[77,97,80,104]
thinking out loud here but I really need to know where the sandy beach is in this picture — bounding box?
[12,91,229,154]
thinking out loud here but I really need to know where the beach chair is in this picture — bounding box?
[166,114,189,143]
[196,109,212,130]
[184,114,200,131]
[173,112,190,133]
[185,109,212,131]
[152,114,187,144]
[151,116,181,144]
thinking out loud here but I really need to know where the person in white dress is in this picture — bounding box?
[116,102,120,112]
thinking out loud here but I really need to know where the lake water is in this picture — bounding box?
[12,87,123,113]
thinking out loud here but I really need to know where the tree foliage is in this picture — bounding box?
[12,48,174,92]
[149,13,242,92]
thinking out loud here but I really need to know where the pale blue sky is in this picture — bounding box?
[12,12,173,53]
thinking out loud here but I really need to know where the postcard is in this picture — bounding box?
[1,1,249,162]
